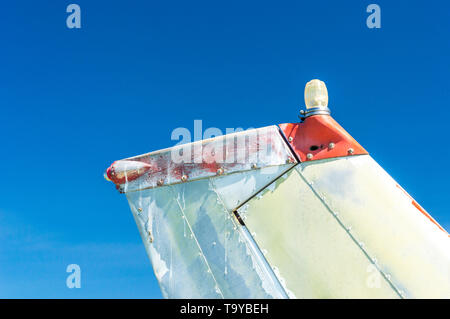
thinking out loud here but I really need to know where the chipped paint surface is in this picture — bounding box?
[110,125,296,193]
[238,155,450,298]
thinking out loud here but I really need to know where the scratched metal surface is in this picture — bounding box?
[126,167,293,298]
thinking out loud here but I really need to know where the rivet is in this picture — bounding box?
[288,136,293,142]
[137,207,142,212]
[216,167,224,175]
[300,110,305,115]
[348,148,354,155]
[157,179,164,186]
[251,163,258,169]
[306,153,313,160]
[148,231,153,243]
[181,175,188,182]
[328,142,335,149]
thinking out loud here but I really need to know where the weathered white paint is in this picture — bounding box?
[238,155,450,298]
[299,155,450,298]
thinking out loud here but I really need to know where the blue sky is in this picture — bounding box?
[0,1,449,298]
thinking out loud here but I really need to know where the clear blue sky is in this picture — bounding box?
[0,1,449,298]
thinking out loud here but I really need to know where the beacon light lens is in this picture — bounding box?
[305,79,328,109]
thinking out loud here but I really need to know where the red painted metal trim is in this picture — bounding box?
[105,126,297,192]
[279,115,367,162]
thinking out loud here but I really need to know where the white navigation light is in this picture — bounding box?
[305,79,328,109]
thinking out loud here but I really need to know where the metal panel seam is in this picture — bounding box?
[209,178,290,298]
[277,125,302,164]
[119,164,297,194]
[295,167,405,298]
[231,164,300,213]
[169,186,225,299]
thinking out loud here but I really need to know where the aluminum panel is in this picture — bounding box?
[237,167,400,298]
[126,167,294,298]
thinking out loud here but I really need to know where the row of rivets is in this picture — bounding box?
[308,177,403,297]
[306,144,354,161]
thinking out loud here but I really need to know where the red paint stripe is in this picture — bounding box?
[411,200,447,234]
[396,184,449,236]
